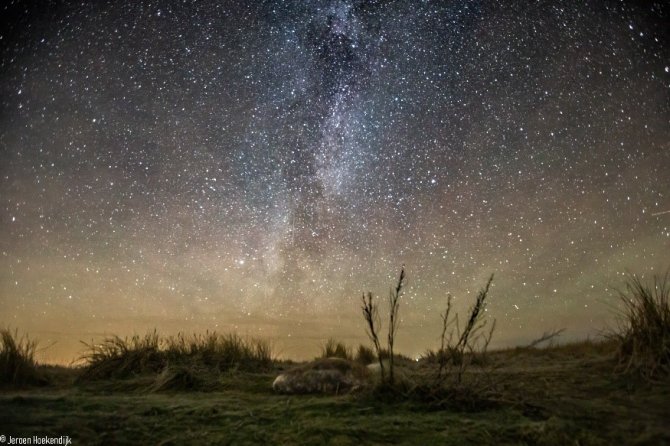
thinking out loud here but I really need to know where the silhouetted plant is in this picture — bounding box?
[79,330,273,380]
[361,291,385,382]
[0,328,43,387]
[611,272,670,380]
[79,330,164,380]
[320,338,351,360]
[526,328,565,349]
[354,344,376,365]
[361,267,406,386]
[436,294,454,381]
[387,267,405,385]
[432,274,496,385]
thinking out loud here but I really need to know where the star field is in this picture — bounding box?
[1,1,669,362]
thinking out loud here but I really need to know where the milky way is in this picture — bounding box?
[1,1,669,362]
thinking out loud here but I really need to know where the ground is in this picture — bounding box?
[1,344,669,445]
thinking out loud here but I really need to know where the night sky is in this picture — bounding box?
[1,1,668,363]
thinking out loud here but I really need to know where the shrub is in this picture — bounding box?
[612,272,670,380]
[0,328,44,387]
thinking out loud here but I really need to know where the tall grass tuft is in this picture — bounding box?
[354,344,376,365]
[79,330,273,381]
[320,338,351,360]
[0,328,43,387]
[79,331,163,380]
[612,272,670,380]
[165,332,273,371]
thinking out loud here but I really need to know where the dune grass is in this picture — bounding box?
[0,328,44,388]
[354,344,376,365]
[79,330,273,381]
[612,272,670,380]
[319,338,352,360]
[3,270,670,443]
[1,328,669,444]
[3,345,668,445]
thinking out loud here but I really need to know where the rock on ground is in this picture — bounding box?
[272,357,371,394]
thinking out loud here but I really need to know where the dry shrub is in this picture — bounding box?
[405,275,499,410]
[431,274,496,385]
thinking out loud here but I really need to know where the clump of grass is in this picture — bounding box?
[165,332,273,372]
[0,328,44,387]
[79,331,164,380]
[79,330,273,381]
[612,272,670,380]
[320,338,352,360]
[354,344,376,365]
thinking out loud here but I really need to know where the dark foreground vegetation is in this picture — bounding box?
[1,272,669,445]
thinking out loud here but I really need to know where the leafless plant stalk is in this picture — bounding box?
[454,274,494,383]
[526,328,565,349]
[387,267,405,386]
[456,274,493,351]
[436,294,453,383]
[361,292,385,382]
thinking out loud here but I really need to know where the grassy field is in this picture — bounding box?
[1,341,669,445]
[2,273,667,444]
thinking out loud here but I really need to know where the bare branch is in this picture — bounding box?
[526,328,565,349]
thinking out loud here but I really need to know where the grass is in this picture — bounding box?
[611,272,670,380]
[318,340,405,366]
[2,271,670,443]
[320,338,352,360]
[79,331,273,382]
[0,328,45,388]
[1,339,669,445]
[354,344,375,365]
